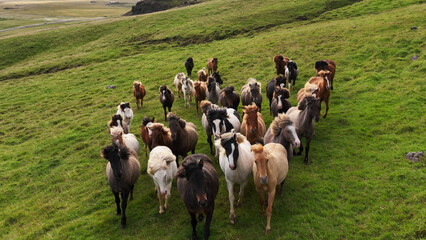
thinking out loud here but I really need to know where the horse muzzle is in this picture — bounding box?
[196,194,208,207]
[260,176,268,184]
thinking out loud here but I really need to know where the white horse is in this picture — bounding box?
[174,72,186,98]
[116,102,134,131]
[215,130,254,224]
[147,146,177,214]
[110,126,140,154]
[182,77,194,108]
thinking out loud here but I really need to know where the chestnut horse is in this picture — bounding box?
[251,143,288,234]
[207,57,218,75]
[273,54,288,77]
[241,103,266,144]
[176,154,219,240]
[198,67,208,82]
[308,70,331,118]
[219,85,240,111]
[315,60,336,90]
[193,81,207,115]
[140,116,155,157]
[133,81,146,109]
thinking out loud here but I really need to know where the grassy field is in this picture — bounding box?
[0,0,425,239]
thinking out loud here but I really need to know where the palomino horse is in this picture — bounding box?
[241,103,266,144]
[176,154,219,240]
[251,143,288,234]
[215,130,254,224]
[133,81,146,109]
[286,95,320,164]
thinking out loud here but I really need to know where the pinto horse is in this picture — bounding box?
[251,143,288,234]
[285,60,299,91]
[219,86,240,111]
[270,86,291,117]
[315,60,336,90]
[200,100,219,155]
[108,114,129,134]
[176,154,219,240]
[308,70,331,118]
[133,81,146,109]
[266,76,287,111]
[241,103,266,145]
[215,130,254,224]
[159,85,175,121]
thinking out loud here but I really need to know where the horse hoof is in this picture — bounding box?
[230,214,236,224]
[121,224,126,229]
[265,229,270,235]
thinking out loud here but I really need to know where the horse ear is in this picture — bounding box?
[152,117,155,122]
[175,167,186,179]
[298,98,307,110]
[179,119,186,128]
[197,158,204,168]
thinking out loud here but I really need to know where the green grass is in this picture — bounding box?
[0,0,425,239]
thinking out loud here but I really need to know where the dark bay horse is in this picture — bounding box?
[219,86,240,111]
[266,76,287,111]
[176,154,219,240]
[167,113,198,166]
[185,57,194,77]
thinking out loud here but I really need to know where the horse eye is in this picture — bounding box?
[254,161,257,164]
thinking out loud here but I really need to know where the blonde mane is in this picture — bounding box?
[270,114,293,136]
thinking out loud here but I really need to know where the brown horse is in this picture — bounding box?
[101,144,140,228]
[251,143,288,234]
[219,85,240,111]
[148,123,172,150]
[315,60,336,90]
[133,81,146,109]
[241,78,262,112]
[193,81,207,115]
[198,67,208,82]
[167,113,198,166]
[241,103,266,144]
[140,116,155,157]
[176,154,219,240]
[207,57,218,75]
[308,70,331,118]
[273,54,288,77]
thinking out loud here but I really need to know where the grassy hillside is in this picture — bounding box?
[0,0,425,239]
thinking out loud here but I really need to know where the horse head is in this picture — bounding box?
[243,104,259,134]
[177,157,208,207]
[274,76,286,88]
[299,96,320,122]
[207,109,227,139]
[102,145,130,181]
[251,144,268,184]
[220,130,239,170]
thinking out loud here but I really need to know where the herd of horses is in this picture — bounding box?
[101,56,336,238]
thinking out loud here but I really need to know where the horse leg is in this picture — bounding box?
[204,211,213,240]
[258,190,265,216]
[113,192,121,215]
[130,184,134,201]
[157,188,165,214]
[190,212,198,240]
[226,181,236,224]
[304,136,312,165]
[323,97,329,118]
[165,181,172,210]
[237,180,248,207]
[207,134,214,155]
[318,100,322,119]
[163,106,167,121]
[120,190,129,228]
[297,141,304,156]
[175,155,180,167]
[278,179,286,196]
[265,189,276,235]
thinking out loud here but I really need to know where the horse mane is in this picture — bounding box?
[250,144,264,154]
[207,108,227,120]
[243,103,258,114]
[304,82,319,93]
[167,112,179,122]
[142,116,154,126]
[317,70,330,77]
[147,150,175,175]
[270,114,293,136]
[101,144,130,161]
[247,78,259,86]
[273,87,290,99]
[220,130,246,145]
[110,126,123,139]
[149,122,170,133]
[133,80,141,86]
[176,155,213,179]
[223,86,235,94]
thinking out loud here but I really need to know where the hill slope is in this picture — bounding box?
[0,0,425,239]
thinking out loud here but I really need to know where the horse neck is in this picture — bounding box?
[279,129,291,149]
[297,107,314,130]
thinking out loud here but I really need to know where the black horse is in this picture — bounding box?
[159,85,175,121]
[176,154,219,240]
[185,57,194,77]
